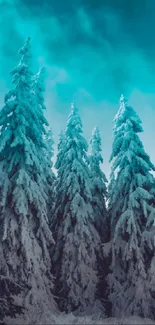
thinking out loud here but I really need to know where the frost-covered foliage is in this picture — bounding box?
[32,67,56,217]
[0,37,57,322]
[32,67,55,174]
[89,127,109,313]
[32,67,54,166]
[50,130,65,226]
[0,275,23,323]
[44,126,56,220]
[89,126,108,240]
[54,130,65,171]
[51,102,103,315]
[32,66,48,124]
[107,171,116,240]
[108,95,155,319]
[108,171,115,207]
[44,126,54,168]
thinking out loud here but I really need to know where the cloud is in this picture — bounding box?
[1,0,155,102]
[0,0,155,178]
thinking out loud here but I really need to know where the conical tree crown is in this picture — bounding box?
[108,95,155,318]
[55,130,65,171]
[89,126,108,239]
[90,126,107,198]
[0,39,51,221]
[0,38,56,322]
[52,102,101,315]
[65,101,89,167]
[110,95,155,237]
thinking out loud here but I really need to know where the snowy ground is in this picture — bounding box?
[4,313,155,325]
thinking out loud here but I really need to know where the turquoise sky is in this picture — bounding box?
[0,0,155,178]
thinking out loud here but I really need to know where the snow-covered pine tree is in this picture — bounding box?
[32,66,55,177]
[51,102,103,315]
[108,94,155,318]
[107,171,116,242]
[89,126,108,240]
[44,126,56,220]
[0,38,57,323]
[89,127,109,314]
[50,130,65,227]
[32,66,56,229]
[32,66,54,165]
[54,130,65,172]
[32,66,47,119]
[141,166,155,319]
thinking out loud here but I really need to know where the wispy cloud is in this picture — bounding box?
[0,0,155,177]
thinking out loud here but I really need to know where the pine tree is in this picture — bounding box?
[54,130,65,171]
[108,94,155,318]
[89,126,108,240]
[32,66,54,169]
[89,127,109,314]
[142,168,155,319]
[44,126,55,221]
[32,67,55,217]
[51,102,103,315]
[0,38,57,323]
[32,67,55,175]
[107,171,116,240]
[50,130,65,228]
[32,66,48,123]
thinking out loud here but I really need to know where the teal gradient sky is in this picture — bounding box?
[0,0,155,178]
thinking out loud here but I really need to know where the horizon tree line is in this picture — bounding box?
[0,37,155,324]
